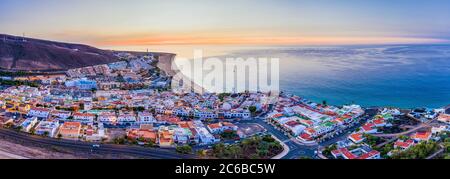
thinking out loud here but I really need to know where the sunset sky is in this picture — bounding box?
[1,0,450,47]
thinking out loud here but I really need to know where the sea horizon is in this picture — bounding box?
[111,44,450,109]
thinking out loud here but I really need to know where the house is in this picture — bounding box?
[18,104,31,114]
[138,112,156,124]
[348,133,365,144]
[0,117,13,127]
[35,120,60,137]
[284,120,306,136]
[127,128,158,143]
[297,133,313,142]
[65,78,97,90]
[158,127,174,147]
[372,118,387,127]
[437,113,450,124]
[394,139,415,151]
[357,150,381,159]
[222,122,238,131]
[207,123,223,134]
[411,131,432,142]
[196,126,219,145]
[299,119,314,127]
[58,122,82,140]
[51,110,72,119]
[332,147,380,159]
[173,127,192,144]
[73,112,96,124]
[28,107,50,118]
[360,123,377,134]
[331,148,357,159]
[117,113,137,125]
[20,117,38,133]
[82,124,107,142]
[98,112,117,124]
[432,125,448,134]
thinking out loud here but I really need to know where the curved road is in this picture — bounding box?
[0,128,194,159]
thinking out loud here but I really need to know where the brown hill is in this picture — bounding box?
[0,34,119,71]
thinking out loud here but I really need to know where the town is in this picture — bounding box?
[0,52,448,159]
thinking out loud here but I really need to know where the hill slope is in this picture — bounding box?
[0,34,119,71]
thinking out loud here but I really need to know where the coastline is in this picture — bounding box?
[156,52,206,93]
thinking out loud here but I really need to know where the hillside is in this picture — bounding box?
[0,34,119,71]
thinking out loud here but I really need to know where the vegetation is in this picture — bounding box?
[249,106,257,115]
[376,143,394,158]
[322,144,337,157]
[0,71,31,77]
[209,135,283,159]
[176,145,193,154]
[439,132,450,159]
[0,79,39,87]
[113,137,126,144]
[391,141,440,159]
[322,100,327,107]
[220,130,239,140]
[364,134,384,147]
[218,93,231,102]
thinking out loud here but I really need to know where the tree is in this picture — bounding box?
[212,143,226,157]
[227,145,242,158]
[176,145,193,154]
[113,137,126,144]
[220,130,238,140]
[249,106,257,115]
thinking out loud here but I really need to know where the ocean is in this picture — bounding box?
[122,44,450,109]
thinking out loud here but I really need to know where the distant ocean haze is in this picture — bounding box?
[115,44,450,108]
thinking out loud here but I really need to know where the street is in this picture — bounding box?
[0,128,194,159]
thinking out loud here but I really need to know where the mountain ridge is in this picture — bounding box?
[0,34,119,71]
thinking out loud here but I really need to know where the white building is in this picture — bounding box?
[20,117,38,133]
[117,113,137,124]
[138,112,156,124]
[35,120,60,137]
[98,112,117,124]
[73,113,96,124]
[51,110,71,119]
[28,107,50,118]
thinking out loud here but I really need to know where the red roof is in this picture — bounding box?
[305,128,316,134]
[394,139,414,149]
[411,131,432,141]
[340,148,357,159]
[357,150,380,159]
[299,133,312,141]
[373,118,385,125]
[349,133,364,143]
[272,113,284,118]
[362,123,375,131]
[285,120,300,127]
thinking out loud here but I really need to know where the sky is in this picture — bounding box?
[1,0,450,48]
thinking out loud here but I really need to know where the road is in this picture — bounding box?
[243,118,317,159]
[426,144,445,159]
[0,128,194,159]
[246,108,379,159]
[372,118,439,138]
